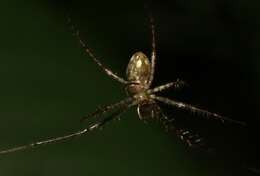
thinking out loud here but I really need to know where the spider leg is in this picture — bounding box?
[161,115,207,148]
[0,105,130,155]
[149,103,206,148]
[80,97,135,122]
[146,12,156,87]
[147,79,186,94]
[68,17,128,84]
[150,95,246,126]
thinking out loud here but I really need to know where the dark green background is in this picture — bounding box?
[0,0,259,176]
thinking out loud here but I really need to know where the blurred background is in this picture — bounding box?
[0,0,259,175]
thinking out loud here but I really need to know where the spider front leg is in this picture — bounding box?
[150,95,246,126]
[68,17,128,84]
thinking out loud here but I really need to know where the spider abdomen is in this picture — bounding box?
[126,51,151,95]
[126,52,151,86]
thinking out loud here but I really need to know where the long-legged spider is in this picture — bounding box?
[0,13,245,155]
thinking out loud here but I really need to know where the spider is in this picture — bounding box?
[0,13,245,155]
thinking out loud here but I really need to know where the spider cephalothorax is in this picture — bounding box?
[0,13,245,155]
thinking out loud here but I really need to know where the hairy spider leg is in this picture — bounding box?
[140,101,207,148]
[0,104,131,155]
[159,112,207,148]
[146,79,186,94]
[80,97,135,122]
[150,95,246,126]
[68,17,128,84]
[147,13,156,87]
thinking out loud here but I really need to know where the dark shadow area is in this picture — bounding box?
[0,0,259,175]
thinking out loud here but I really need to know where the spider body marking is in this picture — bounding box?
[126,51,151,93]
[0,13,246,155]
